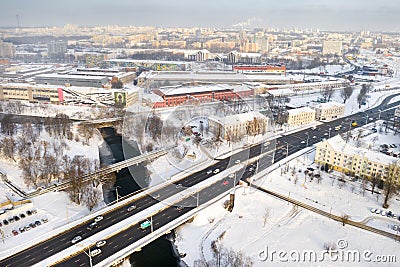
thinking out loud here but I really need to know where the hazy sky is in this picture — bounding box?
[1,0,399,31]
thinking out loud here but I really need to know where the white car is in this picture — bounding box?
[96,240,107,247]
[381,210,387,216]
[127,205,136,211]
[94,216,103,222]
[71,236,82,244]
[213,169,220,174]
[206,170,212,174]
[90,249,102,257]
[370,208,377,213]
[235,160,241,164]
[176,184,182,188]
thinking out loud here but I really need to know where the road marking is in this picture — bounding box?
[43,246,49,250]
[111,218,117,222]
[80,263,85,266]
[48,249,54,252]
[75,259,81,263]
[113,244,119,249]
[167,215,171,219]
[123,233,128,237]
[128,236,133,240]
[108,241,113,245]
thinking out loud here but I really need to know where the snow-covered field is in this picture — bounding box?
[175,126,400,267]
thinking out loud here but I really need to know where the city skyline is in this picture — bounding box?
[1,0,400,32]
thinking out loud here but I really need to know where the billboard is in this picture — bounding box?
[114,91,126,107]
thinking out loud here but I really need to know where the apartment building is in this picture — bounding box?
[314,101,345,121]
[315,135,399,178]
[209,111,269,141]
[287,107,316,127]
[0,83,63,104]
[322,40,343,55]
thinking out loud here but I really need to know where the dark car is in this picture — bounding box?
[19,213,26,219]
[13,215,20,221]
[3,219,8,225]
[87,222,98,230]
[29,223,36,228]
[35,220,41,226]
[26,210,32,216]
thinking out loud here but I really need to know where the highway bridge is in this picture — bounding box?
[1,93,400,267]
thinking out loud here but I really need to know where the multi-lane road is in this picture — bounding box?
[1,93,399,267]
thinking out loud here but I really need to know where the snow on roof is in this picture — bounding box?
[264,88,295,96]
[35,73,108,81]
[287,106,315,115]
[221,111,267,126]
[157,84,232,96]
[315,101,345,109]
[324,135,400,166]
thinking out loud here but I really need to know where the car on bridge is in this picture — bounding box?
[87,222,98,230]
[96,240,107,248]
[127,205,136,211]
[94,216,103,222]
[140,220,151,229]
[90,249,102,257]
[71,236,82,244]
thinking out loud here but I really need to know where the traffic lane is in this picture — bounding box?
[7,96,400,266]
[56,205,195,267]
[57,175,239,267]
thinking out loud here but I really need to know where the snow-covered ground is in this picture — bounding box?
[0,114,105,248]
[175,187,400,267]
[175,124,400,267]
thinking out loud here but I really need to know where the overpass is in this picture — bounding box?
[26,145,176,198]
[1,94,400,267]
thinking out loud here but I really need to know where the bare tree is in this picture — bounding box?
[1,114,16,136]
[0,137,16,160]
[383,163,400,208]
[340,86,353,103]
[321,87,334,102]
[83,185,102,211]
[262,207,271,227]
[370,172,381,195]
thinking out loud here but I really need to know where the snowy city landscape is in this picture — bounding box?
[0,1,400,267]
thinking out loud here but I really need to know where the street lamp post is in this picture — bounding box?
[115,186,121,203]
[328,128,332,139]
[305,132,309,146]
[284,141,289,158]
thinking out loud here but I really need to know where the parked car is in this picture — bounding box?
[213,169,220,174]
[8,217,14,223]
[35,220,41,226]
[235,160,241,164]
[71,236,82,244]
[12,230,18,236]
[206,170,212,175]
[393,225,399,231]
[29,223,36,228]
[19,227,25,233]
[94,216,103,222]
[90,249,102,257]
[127,205,136,212]
[13,215,20,221]
[370,208,377,213]
[19,213,26,219]
[381,210,387,216]
[96,240,107,248]
[42,218,48,223]
[26,210,32,216]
